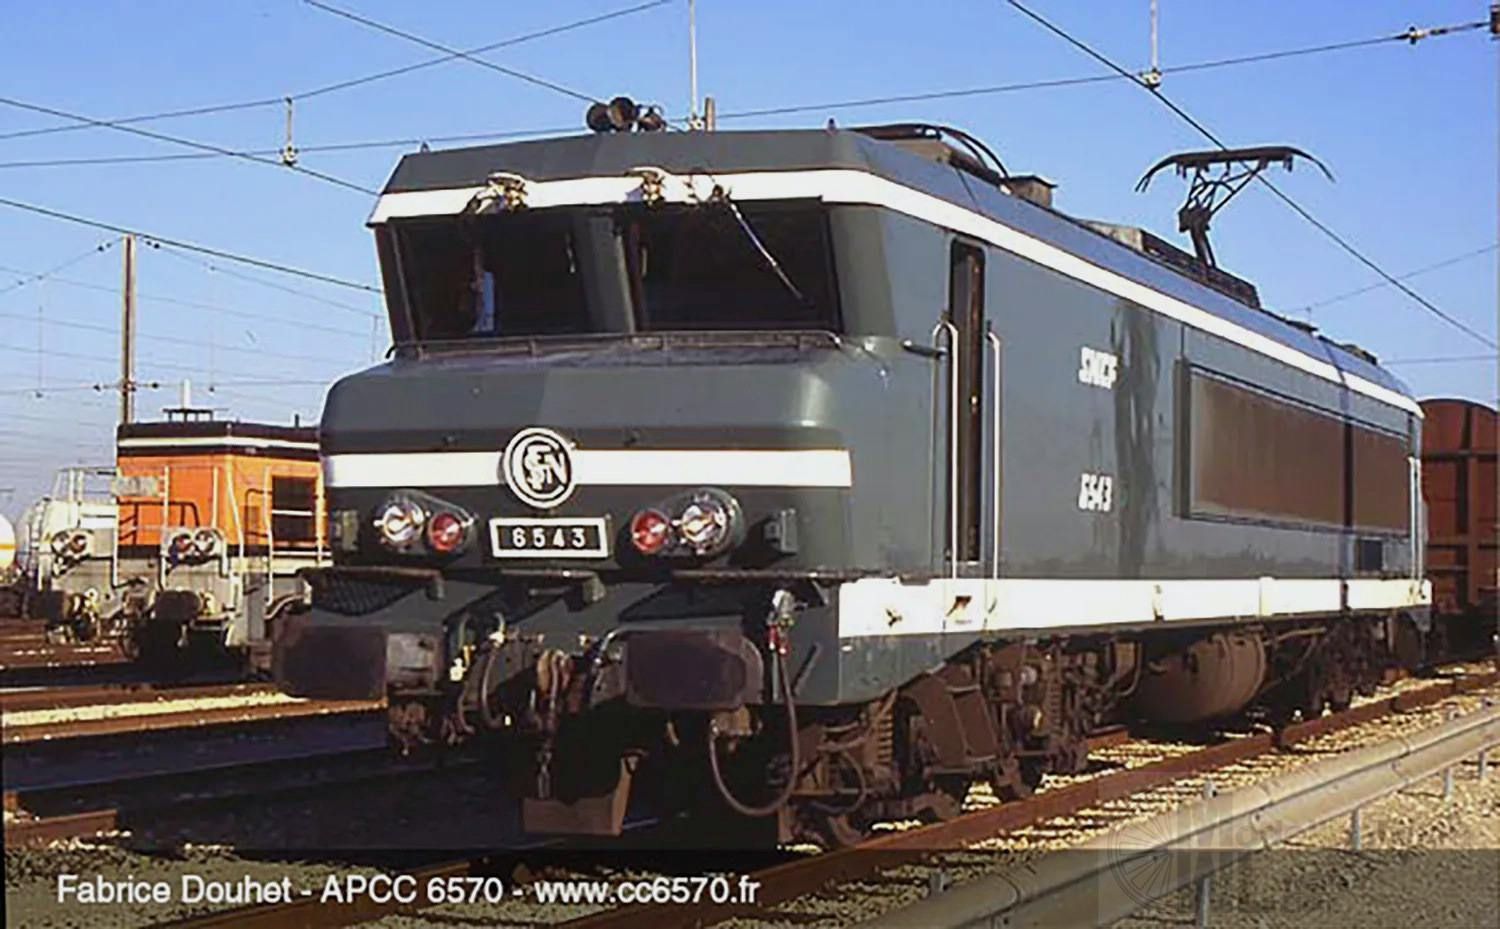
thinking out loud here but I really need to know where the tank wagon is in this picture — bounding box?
[16,466,117,631]
[1420,398,1497,657]
[275,122,1430,844]
[0,512,18,617]
[33,415,325,667]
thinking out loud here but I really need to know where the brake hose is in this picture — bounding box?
[707,648,800,818]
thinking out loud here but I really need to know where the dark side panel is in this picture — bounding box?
[986,247,1417,585]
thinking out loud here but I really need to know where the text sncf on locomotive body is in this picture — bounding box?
[274,123,1430,844]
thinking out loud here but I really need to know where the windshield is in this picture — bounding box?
[394,201,839,342]
[399,211,588,341]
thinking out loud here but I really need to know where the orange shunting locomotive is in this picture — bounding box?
[32,416,324,666]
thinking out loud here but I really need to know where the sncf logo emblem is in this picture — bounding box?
[501,427,576,509]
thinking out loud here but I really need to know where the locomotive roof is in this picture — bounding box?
[377,128,1414,415]
[117,420,318,444]
[114,421,319,462]
[384,129,919,193]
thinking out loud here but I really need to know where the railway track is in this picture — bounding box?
[1,690,399,852]
[2,744,445,849]
[553,667,1500,929]
[0,638,127,671]
[0,633,142,688]
[2,689,380,745]
[124,665,1497,929]
[0,618,46,634]
[3,682,388,847]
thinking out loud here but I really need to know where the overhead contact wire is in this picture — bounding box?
[0,0,670,143]
[1002,0,1496,351]
[0,196,380,293]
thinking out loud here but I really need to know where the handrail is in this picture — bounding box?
[1408,455,1421,580]
[931,319,959,579]
[224,465,244,561]
[157,467,170,589]
[986,327,1003,579]
[263,465,273,609]
[315,467,327,567]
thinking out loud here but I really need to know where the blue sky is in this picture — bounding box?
[0,0,1494,515]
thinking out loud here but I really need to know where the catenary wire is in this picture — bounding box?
[0,377,333,398]
[0,0,668,144]
[1,18,1483,172]
[0,240,115,296]
[717,18,1488,120]
[0,341,335,381]
[1002,0,1497,351]
[295,0,670,101]
[0,94,377,196]
[146,242,380,318]
[0,263,372,339]
[0,308,365,366]
[1293,244,1499,315]
[0,124,583,170]
[0,196,380,294]
[303,0,603,105]
[1382,354,1499,366]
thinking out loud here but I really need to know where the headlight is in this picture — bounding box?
[630,489,742,558]
[66,531,91,557]
[375,498,427,549]
[678,497,731,555]
[192,528,220,558]
[50,531,70,555]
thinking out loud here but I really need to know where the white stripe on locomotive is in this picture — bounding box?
[323,447,854,489]
[835,576,1431,639]
[368,168,1420,418]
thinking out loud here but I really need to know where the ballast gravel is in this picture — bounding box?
[1111,751,1500,928]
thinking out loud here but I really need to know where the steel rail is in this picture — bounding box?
[0,641,127,670]
[2,806,119,846]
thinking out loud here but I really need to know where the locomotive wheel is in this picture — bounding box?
[117,622,141,661]
[69,613,98,644]
[992,756,1045,802]
[1263,701,1294,730]
[917,775,970,822]
[1301,688,1328,721]
[135,614,186,673]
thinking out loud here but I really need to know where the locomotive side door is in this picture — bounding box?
[947,242,986,571]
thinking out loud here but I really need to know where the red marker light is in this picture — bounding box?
[630,509,673,555]
[426,511,467,554]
